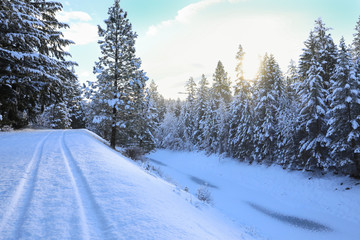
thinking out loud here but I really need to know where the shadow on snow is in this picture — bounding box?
[247,202,332,232]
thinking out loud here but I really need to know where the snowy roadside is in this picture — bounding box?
[0,129,259,240]
[148,149,360,240]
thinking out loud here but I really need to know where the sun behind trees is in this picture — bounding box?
[154,17,360,177]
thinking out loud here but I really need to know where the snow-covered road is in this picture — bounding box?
[148,149,360,240]
[0,130,255,240]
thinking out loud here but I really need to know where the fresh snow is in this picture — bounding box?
[0,130,254,240]
[148,149,360,240]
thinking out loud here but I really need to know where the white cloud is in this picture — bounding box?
[57,11,92,22]
[57,11,98,46]
[146,0,244,36]
[63,22,98,45]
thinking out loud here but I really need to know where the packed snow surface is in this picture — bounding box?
[0,130,254,240]
[148,149,360,240]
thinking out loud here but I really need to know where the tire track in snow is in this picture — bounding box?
[0,132,52,238]
[60,131,116,240]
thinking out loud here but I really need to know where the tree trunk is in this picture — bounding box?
[110,106,116,149]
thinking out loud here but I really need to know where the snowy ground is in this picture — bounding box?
[0,129,256,240]
[148,149,360,240]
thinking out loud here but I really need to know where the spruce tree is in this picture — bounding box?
[296,18,337,170]
[183,77,197,147]
[327,38,360,175]
[277,60,300,168]
[213,61,232,105]
[194,74,210,146]
[234,45,246,95]
[229,45,254,160]
[253,54,284,163]
[93,0,151,149]
[297,57,328,170]
[299,18,337,92]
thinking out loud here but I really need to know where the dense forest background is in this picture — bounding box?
[1,0,360,177]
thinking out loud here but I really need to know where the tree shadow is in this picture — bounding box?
[189,175,219,189]
[148,158,167,167]
[247,202,332,232]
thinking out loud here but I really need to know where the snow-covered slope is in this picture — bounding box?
[0,130,254,240]
[148,150,360,240]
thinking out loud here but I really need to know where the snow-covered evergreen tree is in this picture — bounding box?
[193,74,210,146]
[253,54,284,163]
[228,45,254,160]
[212,61,232,106]
[198,62,232,154]
[40,102,71,129]
[277,60,300,168]
[299,18,337,92]
[0,0,76,127]
[200,96,218,153]
[148,80,166,124]
[92,0,152,150]
[183,77,197,148]
[353,16,360,59]
[234,45,246,95]
[297,57,328,170]
[296,18,338,170]
[326,38,360,176]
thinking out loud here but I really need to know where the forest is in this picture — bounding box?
[1,0,360,177]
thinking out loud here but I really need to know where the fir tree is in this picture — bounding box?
[183,77,197,147]
[229,45,254,160]
[297,57,328,170]
[194,74,210,146]
[299,18,337,92]
[212,61,232,105]
[148,80,166,123]
[0,0,76,127]
[253,54,284,163]
[234,45,245,95]
[327,38,360,176]
[200,96,218,153]
[277,60,299,167]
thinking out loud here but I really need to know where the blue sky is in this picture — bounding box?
[58,0,360,99]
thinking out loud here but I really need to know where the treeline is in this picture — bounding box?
[151,18,360,177]
[2,1,360,177]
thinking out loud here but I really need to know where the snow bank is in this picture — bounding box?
[0,130,255,240]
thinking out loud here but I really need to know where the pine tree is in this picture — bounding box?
[353,16,360,59]
[0,0,76,127]
[253,54,284,163]
[327,38,360,176]
[92,0,151,150]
